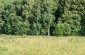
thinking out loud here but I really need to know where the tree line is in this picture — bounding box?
[0,0,85,36]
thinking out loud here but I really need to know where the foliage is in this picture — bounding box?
[0,0,84,36]
[53,0,84,36]
[54,11,81,36]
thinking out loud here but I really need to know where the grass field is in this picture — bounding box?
[0,35,85,55]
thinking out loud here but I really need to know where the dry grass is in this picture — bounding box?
[0,35,85,55]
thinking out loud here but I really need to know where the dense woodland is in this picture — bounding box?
[0,0,85,36]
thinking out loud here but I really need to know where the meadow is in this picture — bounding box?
[0,35,85,55]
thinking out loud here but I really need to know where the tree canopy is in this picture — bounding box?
[0,0,85,36]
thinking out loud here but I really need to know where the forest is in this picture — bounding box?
[0,0,85,36]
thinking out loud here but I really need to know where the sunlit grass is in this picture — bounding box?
[0,35,85,55]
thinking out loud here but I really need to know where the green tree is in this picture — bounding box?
[0,0,84,36]
[54,11,81,36]
[40,0,56,36]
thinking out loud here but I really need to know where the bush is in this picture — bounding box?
[54,11,81,36]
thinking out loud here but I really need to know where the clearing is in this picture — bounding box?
[0,35,85,55]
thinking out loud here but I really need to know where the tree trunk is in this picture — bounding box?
[48,28,50,36]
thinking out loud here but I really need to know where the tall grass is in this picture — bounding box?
[0,35,85,55]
